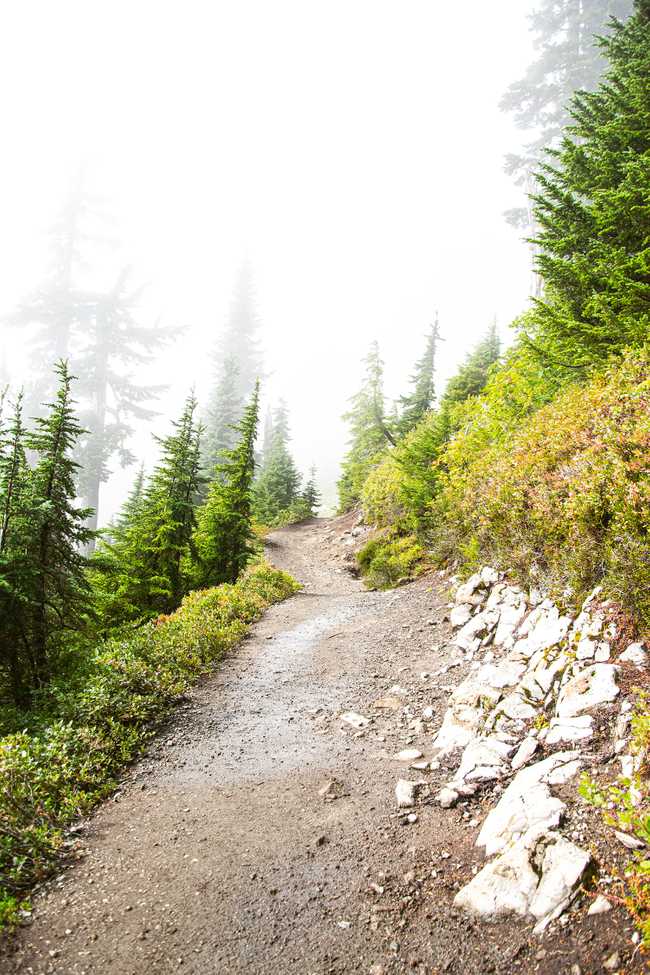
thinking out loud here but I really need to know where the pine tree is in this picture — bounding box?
[203,263,263,461]
[252,401,302,524]
[528,0,650,369]
[25,362,95,686]
[397,316,442,435]
[337,341,395,512]
[94,394,204,624]
[193,384,260,586]
[74,267,172,539]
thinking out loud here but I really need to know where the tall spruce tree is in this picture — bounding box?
[338,341,395,512]
[94,394,204,624]
[25,363,95,688]
[203,263,263,462]
[193,383,260,586]
[528,0,650,369]
[501,0,633,294]
[74,268,172,539]
[252,401,302,524]
[0,393,33,704]
[397,316,442,435]
[300,467,321,519]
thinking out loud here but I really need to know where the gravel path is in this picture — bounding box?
[2,518,641,974]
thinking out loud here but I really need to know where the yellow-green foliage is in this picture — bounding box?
[436,349,650,628]
[0,563,299,927]
[361,452,406,529]
[357,530,425,590]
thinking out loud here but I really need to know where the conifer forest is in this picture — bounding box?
[1,2,649,973]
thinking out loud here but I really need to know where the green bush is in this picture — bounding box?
[436,348,650,628]
[0,562,299,927]
[357,531,425,589]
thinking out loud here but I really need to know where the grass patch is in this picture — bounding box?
[0,562,299,928]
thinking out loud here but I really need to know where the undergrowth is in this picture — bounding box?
[0,562,299,928]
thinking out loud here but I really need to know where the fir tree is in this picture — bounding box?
[397,316,442,435]
[74,268,172,540]
[203,264,263,461]
[501,0,633,291]
[0,393,33,704]
[94,394,204,624]
[252,401,302,524]
[202,355,243,473]
[25,362,95,687]
[300,467,321,519]
[528,0,650,369]
[337,341,395,512]
[193,383,260,586]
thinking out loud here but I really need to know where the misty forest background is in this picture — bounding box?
[1,0,650,935]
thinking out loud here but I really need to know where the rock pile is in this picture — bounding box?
[425,568,646,931]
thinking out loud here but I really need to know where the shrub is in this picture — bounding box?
[436,349,650,629]
[0,562,299,927]
[357,531,425,589]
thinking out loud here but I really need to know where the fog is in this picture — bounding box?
[0,1,535,518]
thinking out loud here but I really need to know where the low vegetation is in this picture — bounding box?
[0,562,299,927]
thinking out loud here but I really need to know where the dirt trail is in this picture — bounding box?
[2,519,637,975]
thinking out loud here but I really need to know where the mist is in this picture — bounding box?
[0,0,535,521]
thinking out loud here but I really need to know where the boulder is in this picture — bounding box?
[455,829,590,931]
[476,752,580,856]
[450,604,473,628]
[545,714,594,745]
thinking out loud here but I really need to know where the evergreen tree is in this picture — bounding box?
[300,467,321,519]
[501,0,633,291]
[203,263,263,461]
[397,316,442,435]
[193,384,260,586]
[9,181,95,413]
[337,341,395,512]
[74,267,172,539]
[0,393,33,704]
[202,355,242,473]
[25,363,95,687]
[94,394,204,624]
[528,0,650,369]
[253,401,302,524]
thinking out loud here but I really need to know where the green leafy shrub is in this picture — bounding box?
[357,531,425,589]
[0,562,299,927]
[436,348,650,628]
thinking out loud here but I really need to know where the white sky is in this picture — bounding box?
[0,0,535,518]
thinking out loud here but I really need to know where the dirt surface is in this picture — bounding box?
[2,517,645,974]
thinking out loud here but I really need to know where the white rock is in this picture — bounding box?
[576,638,596,660]
[497,692,537,722]
[480,566,500,586]
[437,787,459,809]
[530,834,591,932]
[455,829,590,930]
[595,642,611,662]
[450,604,473,628]
[455,574,483,604]
[476,660,526,690]
[477,753,580,856]
[556,664,619,718]
[340,711,370,729]
[587,894,612,916]
[493,601,528,648]
[619,643,648,669]
[395,748,423,762]
[395,779,422,808]
[422,706,435,720]
[614,830,645,850]
[546,715,594,745]
[453,610,499,651]
[511,737,538,770]
[455,736,514,783]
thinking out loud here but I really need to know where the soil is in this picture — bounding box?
[2,516,645,974]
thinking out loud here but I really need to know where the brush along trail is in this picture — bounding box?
[2,517,642,975]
